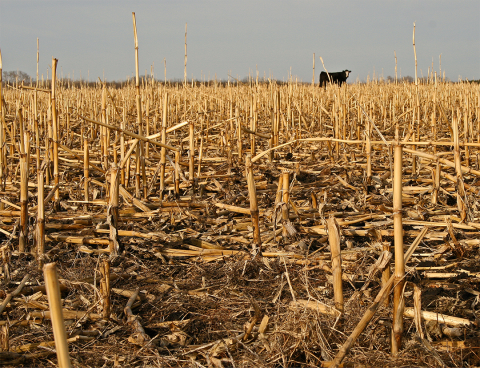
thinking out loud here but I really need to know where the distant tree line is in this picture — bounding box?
[2,70,32,84]
[386,76,414,83]
[1,71,287,88]
[2,70,477,88]
[384,76,457,83]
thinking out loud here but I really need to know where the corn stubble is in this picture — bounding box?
[0,49,479,367]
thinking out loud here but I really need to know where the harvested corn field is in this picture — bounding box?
[1,60,480,367]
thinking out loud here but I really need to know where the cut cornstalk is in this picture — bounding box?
[236,106,242,159]
[159,92,168,198]
[101,85,108,170]
[36,168,45,269]
[275,173,284,205]
[145,98,150,158]
[100,258,111,319]
[392,140,404,355]
[327,216,344,314]
[34,90,40,173]
[365,120,372,186]
[452,117,467,221]
[189,121,194,181]
[120,104,126,185]
[245,154,261,250]
[197,136,204,177]
[174,150,180,199]
[51,57,59,211]
[19,154,28,252]
[108,165,120,255]
[250,95,257,156]
[84,139,89,211]
[44,263,72,368]
[431,161,440,205]
[382,242,391,307]
[282,170,290,238]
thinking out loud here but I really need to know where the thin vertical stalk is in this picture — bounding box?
[109,165,120,255]
[276,91,280,145]
[135,142,141,197]
[141,149,147,200]
[160,93,168,198]
[113,144,118,167]
[174,150,180,199]
[132,13,143,199]
[189,121,194,181]
[236,106,242,159]
[197,136,204,177]
[382,242,391,307]
[45,123,51,185]
[51,58,59,211]
[65,104,70,146]
[245,154,261,250]
[312,53,315,87]
[101,85,107,169]
[464,96,470,166]
[25,129,31,179]
[282,170,290,238]
[273,90,279,147]
[19,154,28,252]
[84,139,89,211]
[184,23,187,87]
[34,84,40,173]
[145,98,150,158]
[453,117,467,221]
[18,106,25,154]
[125,153,131,188]
[335,100,340,159]
[392,139,404,355]
[269,108,275,162]
[44,263,72,368]
[36,39,39,88]
[37,168,45,270]
[250,96,256,156]
[412,23,420,175]
[394,50,398,84]
[365,119,372,186]
[226,135,232,174]
[431,162,440,205]
[120,102,126,186]
[10,103,16,157]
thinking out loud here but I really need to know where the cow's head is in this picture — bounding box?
[344,70,351,78]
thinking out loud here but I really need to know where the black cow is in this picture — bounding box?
[319,70,351,88]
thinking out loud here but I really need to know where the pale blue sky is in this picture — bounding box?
[1,0,478,82]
